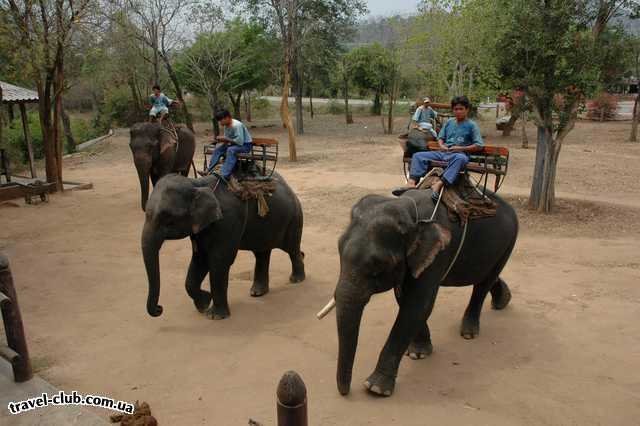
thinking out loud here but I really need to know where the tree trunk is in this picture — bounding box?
[387,92,394,135]
[529,124,560,212]
[344,72,353,124]
[54,75,63,187]
[379,92,387,133]
[244,91,252,122]
[229,92,242,120]
[630,94,639,142]
[372,92,381,115]
[309,89,314,119]
[521,111,528,149]
[60,102,76,154]
[18,103,36,178]
[37,81,60,189]
[281,64,297,162]
[162,55,194,133]
[128,76,142,118]
[293,56,304,135]
[208,93,220,136]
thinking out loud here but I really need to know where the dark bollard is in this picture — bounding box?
[276,371,308,426]
[0,253,33,382]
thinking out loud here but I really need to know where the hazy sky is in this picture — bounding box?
[366,0,419,16]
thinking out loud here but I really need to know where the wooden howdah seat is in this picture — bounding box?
[203,138,279,180]
[401,140,509,193]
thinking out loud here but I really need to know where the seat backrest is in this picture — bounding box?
[426,141,508,158]
[252,138,278,146]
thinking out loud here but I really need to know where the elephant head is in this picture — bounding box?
[333,195,450,395]
[129,123,177,211]
[141,175,223,317]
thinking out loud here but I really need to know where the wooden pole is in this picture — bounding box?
[0,253,33,383]
[276,371,308,426]
[19,103,37,178]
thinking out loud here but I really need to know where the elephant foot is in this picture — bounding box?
[406,341,433,360]
[193,291,212,313]
[491,280,512,310]
[250,282,269,297]
[460,315,480,339]
[364,371,396,397]
[289,271,305,284]
[206,305,230,320]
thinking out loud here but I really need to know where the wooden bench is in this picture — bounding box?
[203,138,279,179]
[402,141,509,192]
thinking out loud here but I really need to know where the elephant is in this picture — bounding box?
[141,172,305,320]
[331,188,518,397]
[129,122,195,211]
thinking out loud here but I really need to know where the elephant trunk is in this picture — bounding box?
[134,155,151,211]
[335,282,368,396]
[141,223,164,317]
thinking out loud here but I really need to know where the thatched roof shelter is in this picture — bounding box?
[0,81,39,104]
[0,81,39,178]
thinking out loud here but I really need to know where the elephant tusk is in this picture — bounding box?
[316,297,336,320]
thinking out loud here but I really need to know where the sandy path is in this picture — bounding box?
[1,116,639,425]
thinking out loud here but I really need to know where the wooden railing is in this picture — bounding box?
[0,253,33,382]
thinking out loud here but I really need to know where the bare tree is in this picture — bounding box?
[179,32,246,135]
[3,0,91,190]
[108,0,196,131]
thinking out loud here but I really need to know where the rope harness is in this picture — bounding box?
[405,183,468,282]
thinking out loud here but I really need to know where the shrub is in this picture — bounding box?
[102,86,146,127]
[586,92,618,121]
[326,99,344,115]
[3,111,44,166]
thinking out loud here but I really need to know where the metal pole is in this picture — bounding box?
[277,371,308,426]
[0,253,33,382]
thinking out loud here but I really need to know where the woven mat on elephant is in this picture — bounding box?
[421,171,497,223]
[228,176,277,217]
[110,401,157,425]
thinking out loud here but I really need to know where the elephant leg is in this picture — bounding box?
[365,280,439,397]
[250,250,271,297]
[490,278,512,310]
[185,250,211,313]
[288,250,305,283]
[407,321,433,360]
[206,265,231,320]
[461,279,494,339]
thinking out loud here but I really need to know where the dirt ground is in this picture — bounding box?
[1,114,639,425]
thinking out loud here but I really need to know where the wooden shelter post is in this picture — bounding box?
[19,103,36,178]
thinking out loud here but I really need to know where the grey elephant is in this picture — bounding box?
[129,122,195,211]
[329,189,518,397]
[141,173,305,320]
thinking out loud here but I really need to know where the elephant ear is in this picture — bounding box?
[158,127,175,156]
[406,221,452,279]
[190,187,223,234]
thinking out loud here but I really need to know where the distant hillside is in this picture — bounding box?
[350,15,419,47]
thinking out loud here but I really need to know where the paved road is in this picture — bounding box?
[262,96,501,110]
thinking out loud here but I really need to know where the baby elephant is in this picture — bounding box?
[141,173,305,320]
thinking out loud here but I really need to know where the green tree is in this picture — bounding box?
[235,0,367,159]
[497,0,618,212]
[347,43,399,133]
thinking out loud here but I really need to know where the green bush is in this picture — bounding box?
[3,111,44,166]
[326,99,345,115]
[252,97,274,118]
[102,86,146,127]
[2,110,110,168]
[70,118,102,143]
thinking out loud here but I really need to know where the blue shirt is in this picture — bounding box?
[413,106,437,123]
[149,93,172,108]
[224,119,252,146]
[438,118,483,147]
